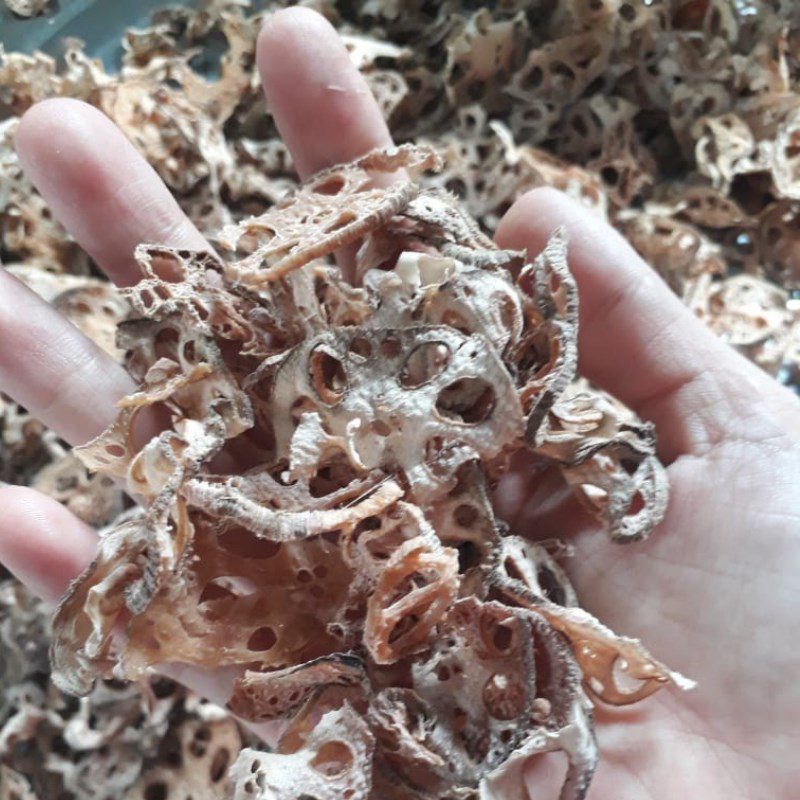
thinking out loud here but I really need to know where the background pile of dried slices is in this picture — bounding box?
[1,2,798,799]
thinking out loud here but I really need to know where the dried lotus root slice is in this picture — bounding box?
[420,261,524,356]
[402,597,597,796]
[513,228,579,440]
[228,654,368,723]
[75,317,252,491]
[182,472,403,542]
[534,380,668,541]
[229,703,375,800]
[618,212,726,294]
[126,717,242,800]
[684,273,795,373]
[490,536,694,705]
[121,515,353,678]
[222,144,442,286]
[124,245,271,357]
[270,325,525,504]
[492,535,578,608]
[51,507,189,695]
[364,525,459,664]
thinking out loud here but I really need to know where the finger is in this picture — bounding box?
[15,98,209,287]
[257,7,393,180]
[0,268,135,445]
[495,188,800,460]
[0,485,97,605]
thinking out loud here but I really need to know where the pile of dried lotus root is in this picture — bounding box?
[50,145,692,800]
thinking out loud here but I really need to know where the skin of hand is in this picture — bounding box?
[1,7,798,798]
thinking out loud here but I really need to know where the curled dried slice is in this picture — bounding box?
[229,704,375,800]
[228,654,367,722]
[222,145,442,286]
[534,381,668,541]
[365,533,459,665]
[514,228,579,440]
[182,474,403,542]
[51,506,190,695]
[491,537,694,705]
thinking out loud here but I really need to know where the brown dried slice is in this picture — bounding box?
[121,514,352,678]
[182,473,403,542]
[229,703,375,800]
[365,531,459,665]
[228,654,367,722]
[514,228,579,440]
[51,507,189,695]
[222,145,442,286]
[491,536,694,705]
[534,381,668,541]
[758,200,800,290]
[618,212,726,294]
[684,273,795,373]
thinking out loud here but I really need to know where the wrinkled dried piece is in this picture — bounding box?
[492,536,695,705]
[229,704,375,800]
[229,654,368,722]
[222,145,441,285]
[534,381,668,541]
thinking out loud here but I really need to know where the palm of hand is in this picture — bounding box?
[555,435,800,799]
[1,8,798,799]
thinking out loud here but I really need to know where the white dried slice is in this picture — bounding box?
[222,145,442,286]
[183,473,403,542]
[229,704,375,800]
[270,325,525,504]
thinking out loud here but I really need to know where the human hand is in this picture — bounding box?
[1,8,798,798]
